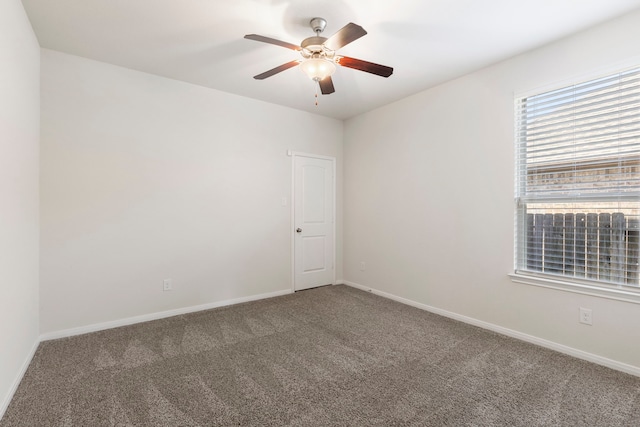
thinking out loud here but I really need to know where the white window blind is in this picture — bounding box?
[515,67,640,289]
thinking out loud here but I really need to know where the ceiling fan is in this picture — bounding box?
[244,17,393,95]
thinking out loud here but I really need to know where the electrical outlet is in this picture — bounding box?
[579,307,592,325]
[360,261,366,271]
[163,278,172,291]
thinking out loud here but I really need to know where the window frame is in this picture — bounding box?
[511,65,640,305]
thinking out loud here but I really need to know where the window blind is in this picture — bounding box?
[515,67,640,288]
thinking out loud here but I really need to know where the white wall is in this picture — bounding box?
[0,0,40,414]
[40,49,343,334]
[344,10,640,369]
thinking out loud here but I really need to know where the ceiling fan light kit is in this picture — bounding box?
[299,57,336,82]
[244,17,393,97]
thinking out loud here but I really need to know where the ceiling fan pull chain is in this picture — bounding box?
[315,85,319,106]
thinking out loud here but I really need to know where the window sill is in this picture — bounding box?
[509,272,640,305]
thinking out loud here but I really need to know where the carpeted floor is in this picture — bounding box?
[2,285,640,426]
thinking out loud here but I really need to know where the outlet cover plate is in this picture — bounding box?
[579,307,592,325]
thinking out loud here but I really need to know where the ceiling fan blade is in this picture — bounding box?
[253,60,300,80]
[319,76,335,95]
[338,56,393,77]
[323,23,367,51]
[244,34,301,51]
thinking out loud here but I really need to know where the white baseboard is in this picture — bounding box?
[342,280,640,377]
[1,338,39,420]
[40,288,293,342]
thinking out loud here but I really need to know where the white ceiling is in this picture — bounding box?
[22,0,640,120]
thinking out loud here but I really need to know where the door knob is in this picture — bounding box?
[296,228,302,233]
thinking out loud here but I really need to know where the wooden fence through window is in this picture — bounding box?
[526,213,640,284]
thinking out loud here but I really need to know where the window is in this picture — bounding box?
[514,67,640,297]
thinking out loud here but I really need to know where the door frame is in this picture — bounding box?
[288,151,336,292]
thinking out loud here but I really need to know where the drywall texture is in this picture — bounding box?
[344,10,640,369]
[40,49,343,333]
[0,0,40,414]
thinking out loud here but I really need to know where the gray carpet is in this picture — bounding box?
[2,285,640,426]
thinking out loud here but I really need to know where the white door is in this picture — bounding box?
[293,155,335,291]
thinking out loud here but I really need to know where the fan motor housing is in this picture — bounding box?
[301,36,327,53]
